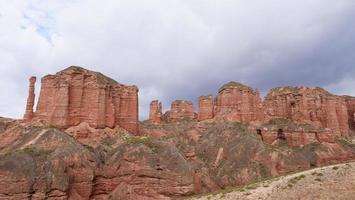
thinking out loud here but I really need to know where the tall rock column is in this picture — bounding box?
[117,86,139,134]
[23,76,36,122]
[164,100,197,122]
[198,95,214,121]
[149,100,163,124]
[213,81,263,122]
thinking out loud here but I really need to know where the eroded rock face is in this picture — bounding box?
[343,96,355,131]
[214,82,263,122]
[198,95,214,121]
[25,66,139,134]
[264,86,349,136]
[149,100,163,124]
[23,76,36,122]
[164,100,197,122]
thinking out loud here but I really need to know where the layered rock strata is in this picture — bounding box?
[149,100,163,124]
[164,100,197,122]
[23,76,36,122]
[343,96,355,131]
[23,66,139,134]
[214,82,264,122]
[198,95,214,121]
[263,87,349,136]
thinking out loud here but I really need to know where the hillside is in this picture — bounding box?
[191,162,355,200]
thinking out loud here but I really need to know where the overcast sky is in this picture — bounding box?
[1,0,355,120]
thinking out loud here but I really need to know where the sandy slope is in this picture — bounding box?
[191,162,355,200]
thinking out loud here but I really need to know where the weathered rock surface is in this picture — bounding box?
[164,100,197,122]
[343,95,355,132]
[23,76,36,123]
[149,100,163,124]
[263,86,349,136]
[24,66,139,134]
[214,82,264,122]
[0,122,195,200]
[196,82,264,122]
[198,95,214,121]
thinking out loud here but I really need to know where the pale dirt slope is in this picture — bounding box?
[192,162,355,200]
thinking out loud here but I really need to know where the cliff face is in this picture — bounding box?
[164,100,197,122]
[24,66,139,134]
[343,96,355,132]
[263,86,349,136]
[148,100,163,124]
[198,95,214,121]
[214,82,264,122]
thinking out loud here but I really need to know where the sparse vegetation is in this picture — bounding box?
[123,136,160,153]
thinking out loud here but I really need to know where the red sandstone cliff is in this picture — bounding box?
[214,82,264,122]
[343,95,355,132]
[23,76,36,122]
[24,66,139,134]
[149,100,163,124]
[164,100,197,122]
[198,95,214,121]
[263,86,349,136]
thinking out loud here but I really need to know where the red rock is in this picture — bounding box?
[198,95,214,121]
[263,86,350,136]
[23,76,36,122]
[149,100,163,124]
[343,96,355,131]
[213,82,263,122]
[164,100,197,122]
[25,66,139,134]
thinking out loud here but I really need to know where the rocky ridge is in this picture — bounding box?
[0,66,355,199]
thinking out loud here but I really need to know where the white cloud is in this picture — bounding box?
[0,0,354,120]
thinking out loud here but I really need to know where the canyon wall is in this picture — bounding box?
[213,81,264,122]
[343,96,355,132]
[164,100,197,122]
[198,95,214,121]
[263,87,349,136]
[24,66,139,134]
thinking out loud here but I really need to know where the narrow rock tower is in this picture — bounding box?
[149,100,163,124]
[23,76,36,122]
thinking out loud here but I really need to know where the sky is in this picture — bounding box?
[0,0,355,120]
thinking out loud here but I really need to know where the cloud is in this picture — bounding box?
[0,0,355,120]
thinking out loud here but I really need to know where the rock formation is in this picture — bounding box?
[23,76,36,122]
[213,82,264,122]
[164,100,197,122]
[24,66,139,134]
[149,100,163,124]
[198,95,214,121]
[343,96,355,131]
[263,86,349,136]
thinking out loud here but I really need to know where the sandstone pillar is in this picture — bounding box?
[23,76,36,122]
[149,100,162,124]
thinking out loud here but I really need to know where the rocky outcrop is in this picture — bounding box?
[0,122,195,200]
[213,82,263,122]
[24,66,139,134]
[149,100,163,124]
[263,86,349,136]
[164,100,197,122]
[343,96,355,131]
[23,76,36,122]
[198,95,214,121]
